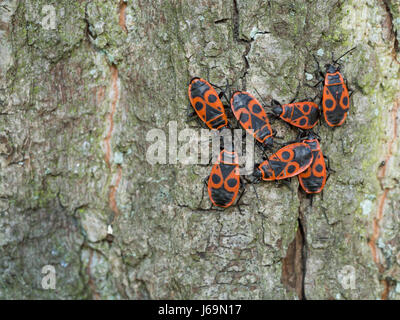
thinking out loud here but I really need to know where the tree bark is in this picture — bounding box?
[0,0,399,299]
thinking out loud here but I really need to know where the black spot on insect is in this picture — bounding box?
[303,104,309,112]
[240,113,249,123]
[195,102,204,111]
[342,97,348,106]
[299,118,307,126]
[212,174,221,184]
[208,94,217,103]
[287,165,296,174]
[227,178,237,188]
[325,99,334,108]
[315,164,323,172]
[282,151,290,160]
[253,104,262,114]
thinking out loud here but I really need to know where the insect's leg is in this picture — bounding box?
[195,116,207,129]
[190,108,210,129]
[267,113,279,125]
[260,148,268,161]
[266,110,277,118]
[312,55,325,80]
[324,155,331,171]
[256,142,271,159]
[239,176,246,195]
[305,54,324,89]
[186,115,198,124]
[187,111,196,118]
[244,169,259,184]
[186,113,201,128]
[216,86,230,107]
[312,54,326,79]
[326,170,332,183]
[217,83,231,105]
[294,128,305,140]
[198,154,213,167]
[256,141,265,153]
[254,88,269,108]
[324,155,335,184]
[278,179,292,191]
[225,121,233,130]
[236,187,247,215]
[187,102,196,118]
[206,68,210,84]
[310,92,321,102]
[312,53,321,71]
[223,103,233,121]
[344,78,356,98]
[187,103,208,129]
[289,83,301,104]
[272,129,285,140]
[315,79,323,88]
[210,81,229,103]
[324,155,335,174]
[304,79,323,89]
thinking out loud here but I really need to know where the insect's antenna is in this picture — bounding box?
[334,46,357,64]
[254,88,269,107]
[312,130,321,140]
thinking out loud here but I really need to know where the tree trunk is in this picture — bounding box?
[0,0,399,299]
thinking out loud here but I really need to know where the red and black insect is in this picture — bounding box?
[271,99,320,130]
[322,65,350,127]
[188,77,228,130]
[312,48,355,127]
[253,142,313,181]
[230,91,274,148]
[298,133,327,194]
[207,149,241,208]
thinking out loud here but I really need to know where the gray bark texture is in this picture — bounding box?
[0,0,400,299]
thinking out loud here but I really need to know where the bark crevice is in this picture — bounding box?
[369,99,400,299]
[232,0,252,88]
[281,215,307,300]
[382,0,399,63]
